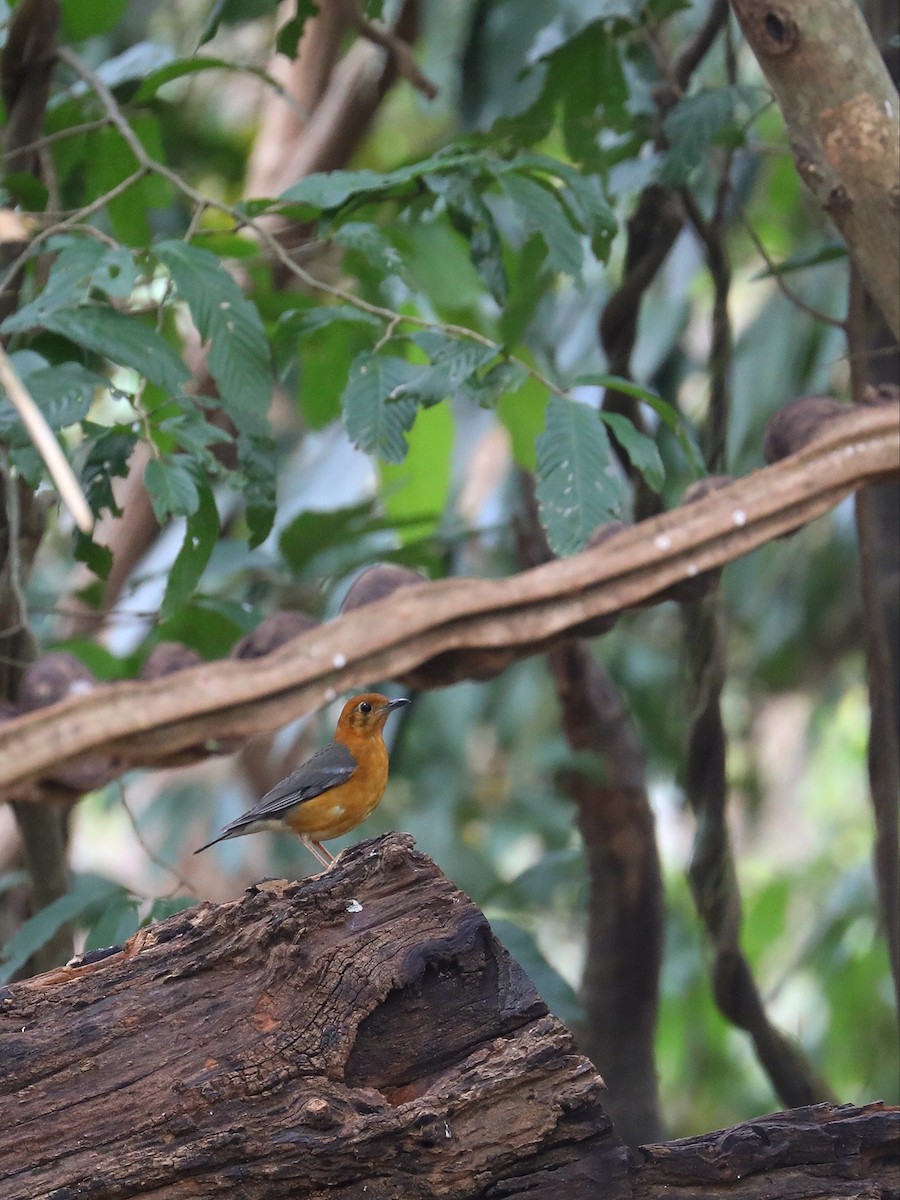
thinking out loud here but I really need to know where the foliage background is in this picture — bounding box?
[0,0,896,1143]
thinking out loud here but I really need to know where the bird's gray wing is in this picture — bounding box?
[234,740,357,824]
[193,742,358,853]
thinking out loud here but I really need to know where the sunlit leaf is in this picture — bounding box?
[342,351,419,463]
[161,482,220,619]
[600,410,665,491]
[535,395,623,554]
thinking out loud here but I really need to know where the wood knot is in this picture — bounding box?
[300,1097,340,1128]
[758,8,799,55]
[825,184,852,213]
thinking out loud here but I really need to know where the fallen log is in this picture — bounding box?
[1,834,896,1199]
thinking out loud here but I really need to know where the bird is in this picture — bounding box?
[193,693,409,867]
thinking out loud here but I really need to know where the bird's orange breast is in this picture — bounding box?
[284,738,389,841]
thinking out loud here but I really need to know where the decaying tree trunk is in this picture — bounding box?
[0,833,896,1199]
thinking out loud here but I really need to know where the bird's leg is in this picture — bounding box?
[301,835,335,868]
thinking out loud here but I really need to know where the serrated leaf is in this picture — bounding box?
[1,240,107,331]
[80,425,136,515]
[429,171,508,304]
[396,333,498,407]
[576,373,706,476]
[535,395,623,555]
[144,456,200,522]
[464,360,528,408]
[238,433,277,547]
[500,153,616,256]
[330,222,405,277]
[502,172,584,280]
[661,87,739,185]
[37,306,189,395]
[599,410,665,491]
[161,482,219,619]
[342,352,419,463]
[0,353,99,443]
[155,240,272,437]
[275,150,481,212]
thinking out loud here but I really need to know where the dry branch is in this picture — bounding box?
[0,833,896,1199]
[729,0,900,338]
[0,402,897,803]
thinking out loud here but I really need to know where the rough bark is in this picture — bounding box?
[729,0,900,338]
[0,834,896,1199]
[0,833,628,1200]
[0,0,72,974]
[1,399,897,802]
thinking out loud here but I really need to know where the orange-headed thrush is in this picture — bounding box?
[194,693,409,866]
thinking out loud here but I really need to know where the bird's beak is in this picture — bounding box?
[382,697,410,713]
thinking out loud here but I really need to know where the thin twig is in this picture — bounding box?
[0,346,92,532]
[116,781,198,899]
[339,0,438,99]
[735,200,847,329]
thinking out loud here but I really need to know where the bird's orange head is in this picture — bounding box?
[335,693,409,741]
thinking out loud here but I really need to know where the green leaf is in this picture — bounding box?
[237,433,277,547]
[381,400,454,543]
[37,307,189,395]
[330,221,406,278]
[161,482,220,619]
[751,243,848,280]
[501,171,584,279]
[599,411,665,491]
[74,531,113,580]
[1,239,108,331]
[25,362,103,430]
[661,87,741,185]
[497,375,548,469]
[84,893,140,952]
[0,875,124,984]
[155,241,272,438]
[535,395,623,555]
[279,500,383,574]
[464,360,528,409]
[397,332,498,407]
[62,0,129,40]
[575,373,706,476]
[274,150,481,212]
[428,171,509,305]
[134,54,260,101]
[278,305,382,337]
[342,351,420,463]
[80,425,136,515]
[144,456,200,522]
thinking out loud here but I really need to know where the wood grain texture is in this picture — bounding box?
[1,834,897,1198]
[0,833,627,1200]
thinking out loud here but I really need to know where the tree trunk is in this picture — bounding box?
[1,833,896,1199]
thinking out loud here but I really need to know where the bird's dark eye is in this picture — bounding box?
[358,701,372,714]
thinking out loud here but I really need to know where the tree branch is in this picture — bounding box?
[0,400,896,801]
[729,0,900,338]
